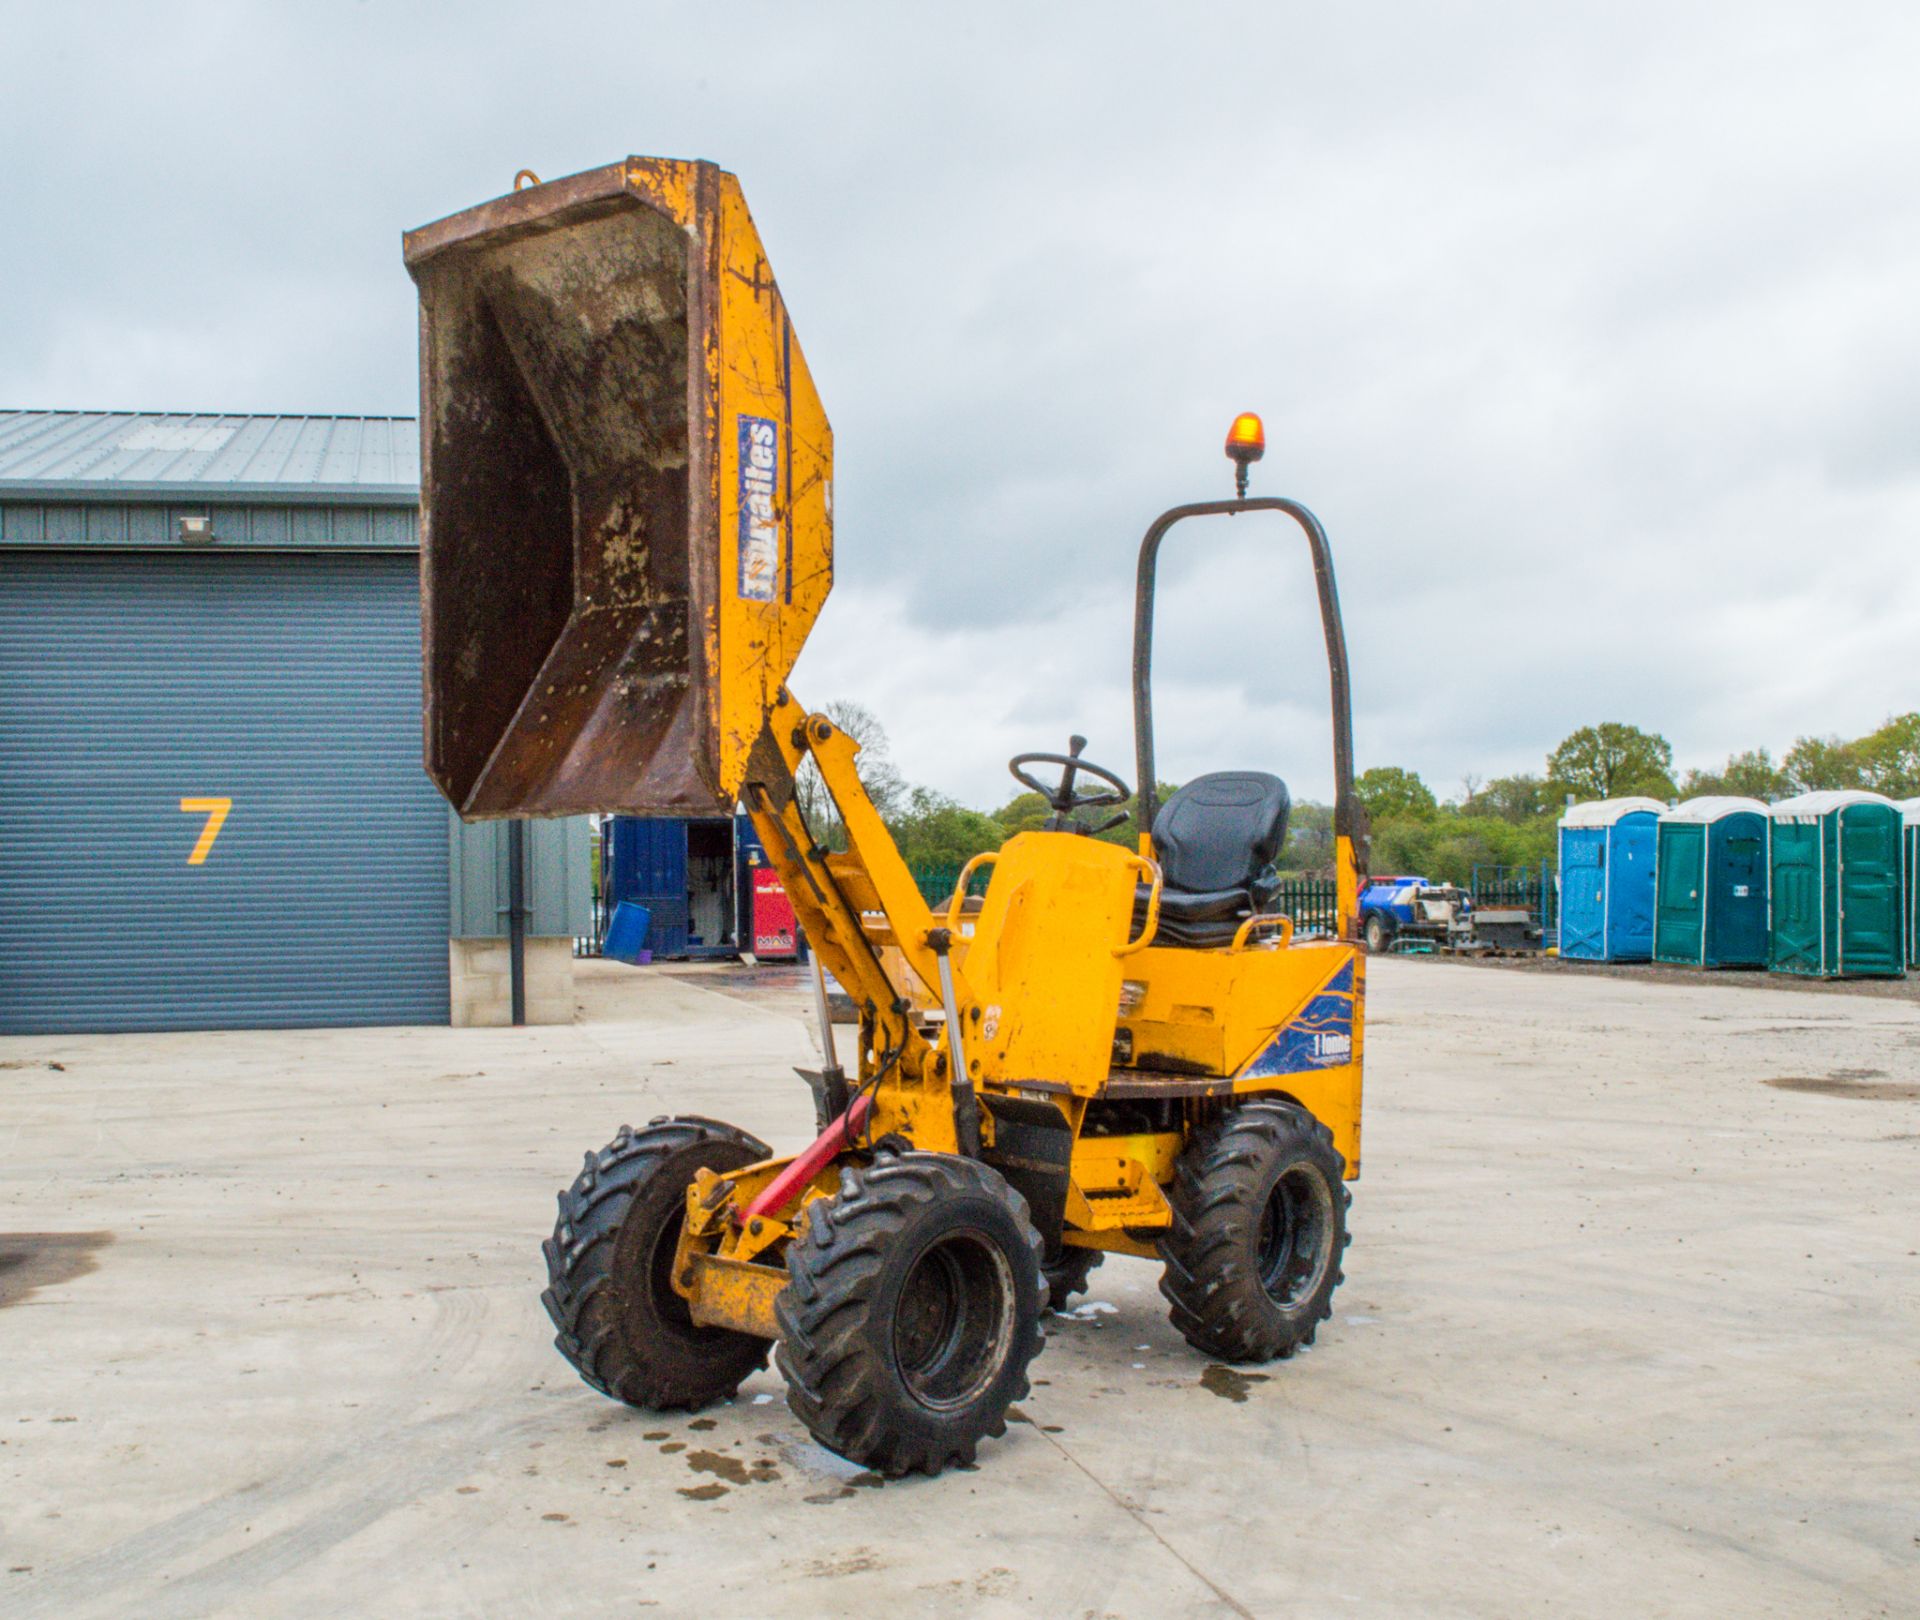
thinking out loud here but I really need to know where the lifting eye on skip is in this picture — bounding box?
[403,157,1370,1480]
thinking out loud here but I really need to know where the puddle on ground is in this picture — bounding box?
[1765,1074,1920,1102]
[686,1448,779,1486]
[1200,1365,1271,1402]
[0,1233,112,1308]
[678,1483,728,1501]
[687,1418,717,1431]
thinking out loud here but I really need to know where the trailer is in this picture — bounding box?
[1358,874,1474,954]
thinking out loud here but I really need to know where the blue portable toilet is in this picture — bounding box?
[1557,797,1665,961]
[1653,797,1771,967]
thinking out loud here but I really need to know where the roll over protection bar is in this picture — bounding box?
[1131,498,1367,869]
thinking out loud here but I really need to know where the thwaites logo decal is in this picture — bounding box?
[1239,959,1356,1077]
[737,414,780,602]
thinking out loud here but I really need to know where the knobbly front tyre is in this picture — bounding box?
[1158,1100,1349,1363]
[541,1116,773,1411]
[775,1149,1045,1476]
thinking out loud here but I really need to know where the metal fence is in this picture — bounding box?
[574,892,609,958]
[1269,877,1340,937]
[579,866,1344,957]
[1470,861,1557,941]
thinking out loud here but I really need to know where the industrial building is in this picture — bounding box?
[0,409,589,1034]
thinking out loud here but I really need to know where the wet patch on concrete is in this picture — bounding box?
[1200,1364,1271,1402]
[0,1232,112,1308]
[1765,1073,1920,1101]
[685,1448,778,1486]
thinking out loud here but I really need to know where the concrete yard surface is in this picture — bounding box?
[1,958,1916,1618]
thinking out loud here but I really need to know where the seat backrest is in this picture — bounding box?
[1151,772,1291,894]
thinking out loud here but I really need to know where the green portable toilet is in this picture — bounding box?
[1653,797,1770,967]
[1767,791,1905,978]
[1900,798,1920,968]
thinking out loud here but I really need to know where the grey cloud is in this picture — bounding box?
[4,2,1917,808]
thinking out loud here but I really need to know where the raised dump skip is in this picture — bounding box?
[1557,797,1665,962]
[1653,797,1770,968]
[403,158,834,818]
[1768,791,1904,978]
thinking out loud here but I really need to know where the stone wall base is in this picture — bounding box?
[450,937,576,1027]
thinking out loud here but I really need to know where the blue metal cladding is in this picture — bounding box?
[0,551,450,1032]
[1558,809,1660,961]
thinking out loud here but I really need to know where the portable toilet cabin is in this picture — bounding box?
[1767,791,1905,978]
[1557,797,1666,961]
[1653,797,1771,968]
[1897,798,1920,968]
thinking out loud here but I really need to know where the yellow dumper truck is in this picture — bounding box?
[403,157,1369,1476]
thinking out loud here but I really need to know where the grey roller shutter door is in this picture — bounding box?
[0,550,449,1032]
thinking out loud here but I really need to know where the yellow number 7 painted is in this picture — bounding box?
[180,797,232,865]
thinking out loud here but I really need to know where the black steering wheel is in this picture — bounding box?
[1008,735,1134,835]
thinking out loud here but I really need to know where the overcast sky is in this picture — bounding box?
[4,3,1916,807]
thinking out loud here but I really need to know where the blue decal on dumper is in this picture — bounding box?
[1239,959,1356,1077]
[737,414,779,602]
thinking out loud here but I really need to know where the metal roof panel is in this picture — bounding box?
[0,410,420,504]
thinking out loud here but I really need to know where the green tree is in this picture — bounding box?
[1461,773,1550,823]
[1783,734,1865,794]
[1679,747,1792,802]
[1853,713,1920,798]
[1279,801,1334,876]
[795,699,905,848]
[1546,723,1676,801]
[888,787,1004,868]
[1355,766,1437,821]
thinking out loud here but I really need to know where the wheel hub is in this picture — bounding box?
[891,1230,1015,1411]
[1256,1165,1334,1309]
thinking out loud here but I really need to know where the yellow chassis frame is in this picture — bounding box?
[673,692,1364,1339]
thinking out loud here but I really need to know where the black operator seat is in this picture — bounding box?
[1133,772,1292,948]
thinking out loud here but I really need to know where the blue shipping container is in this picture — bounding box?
[603,815,741,960]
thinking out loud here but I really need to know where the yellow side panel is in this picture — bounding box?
[1122,941,1352,1073]
[964,832,1138,1095]
[1120,941,1366,1177]
[712,174,834,801]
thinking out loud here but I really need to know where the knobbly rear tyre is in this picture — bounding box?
[1158,1100,1349,1363]
[775,1150,1045,1476]
[541,1117,773,1411]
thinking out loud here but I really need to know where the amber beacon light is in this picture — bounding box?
[1224,412,1265,497]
